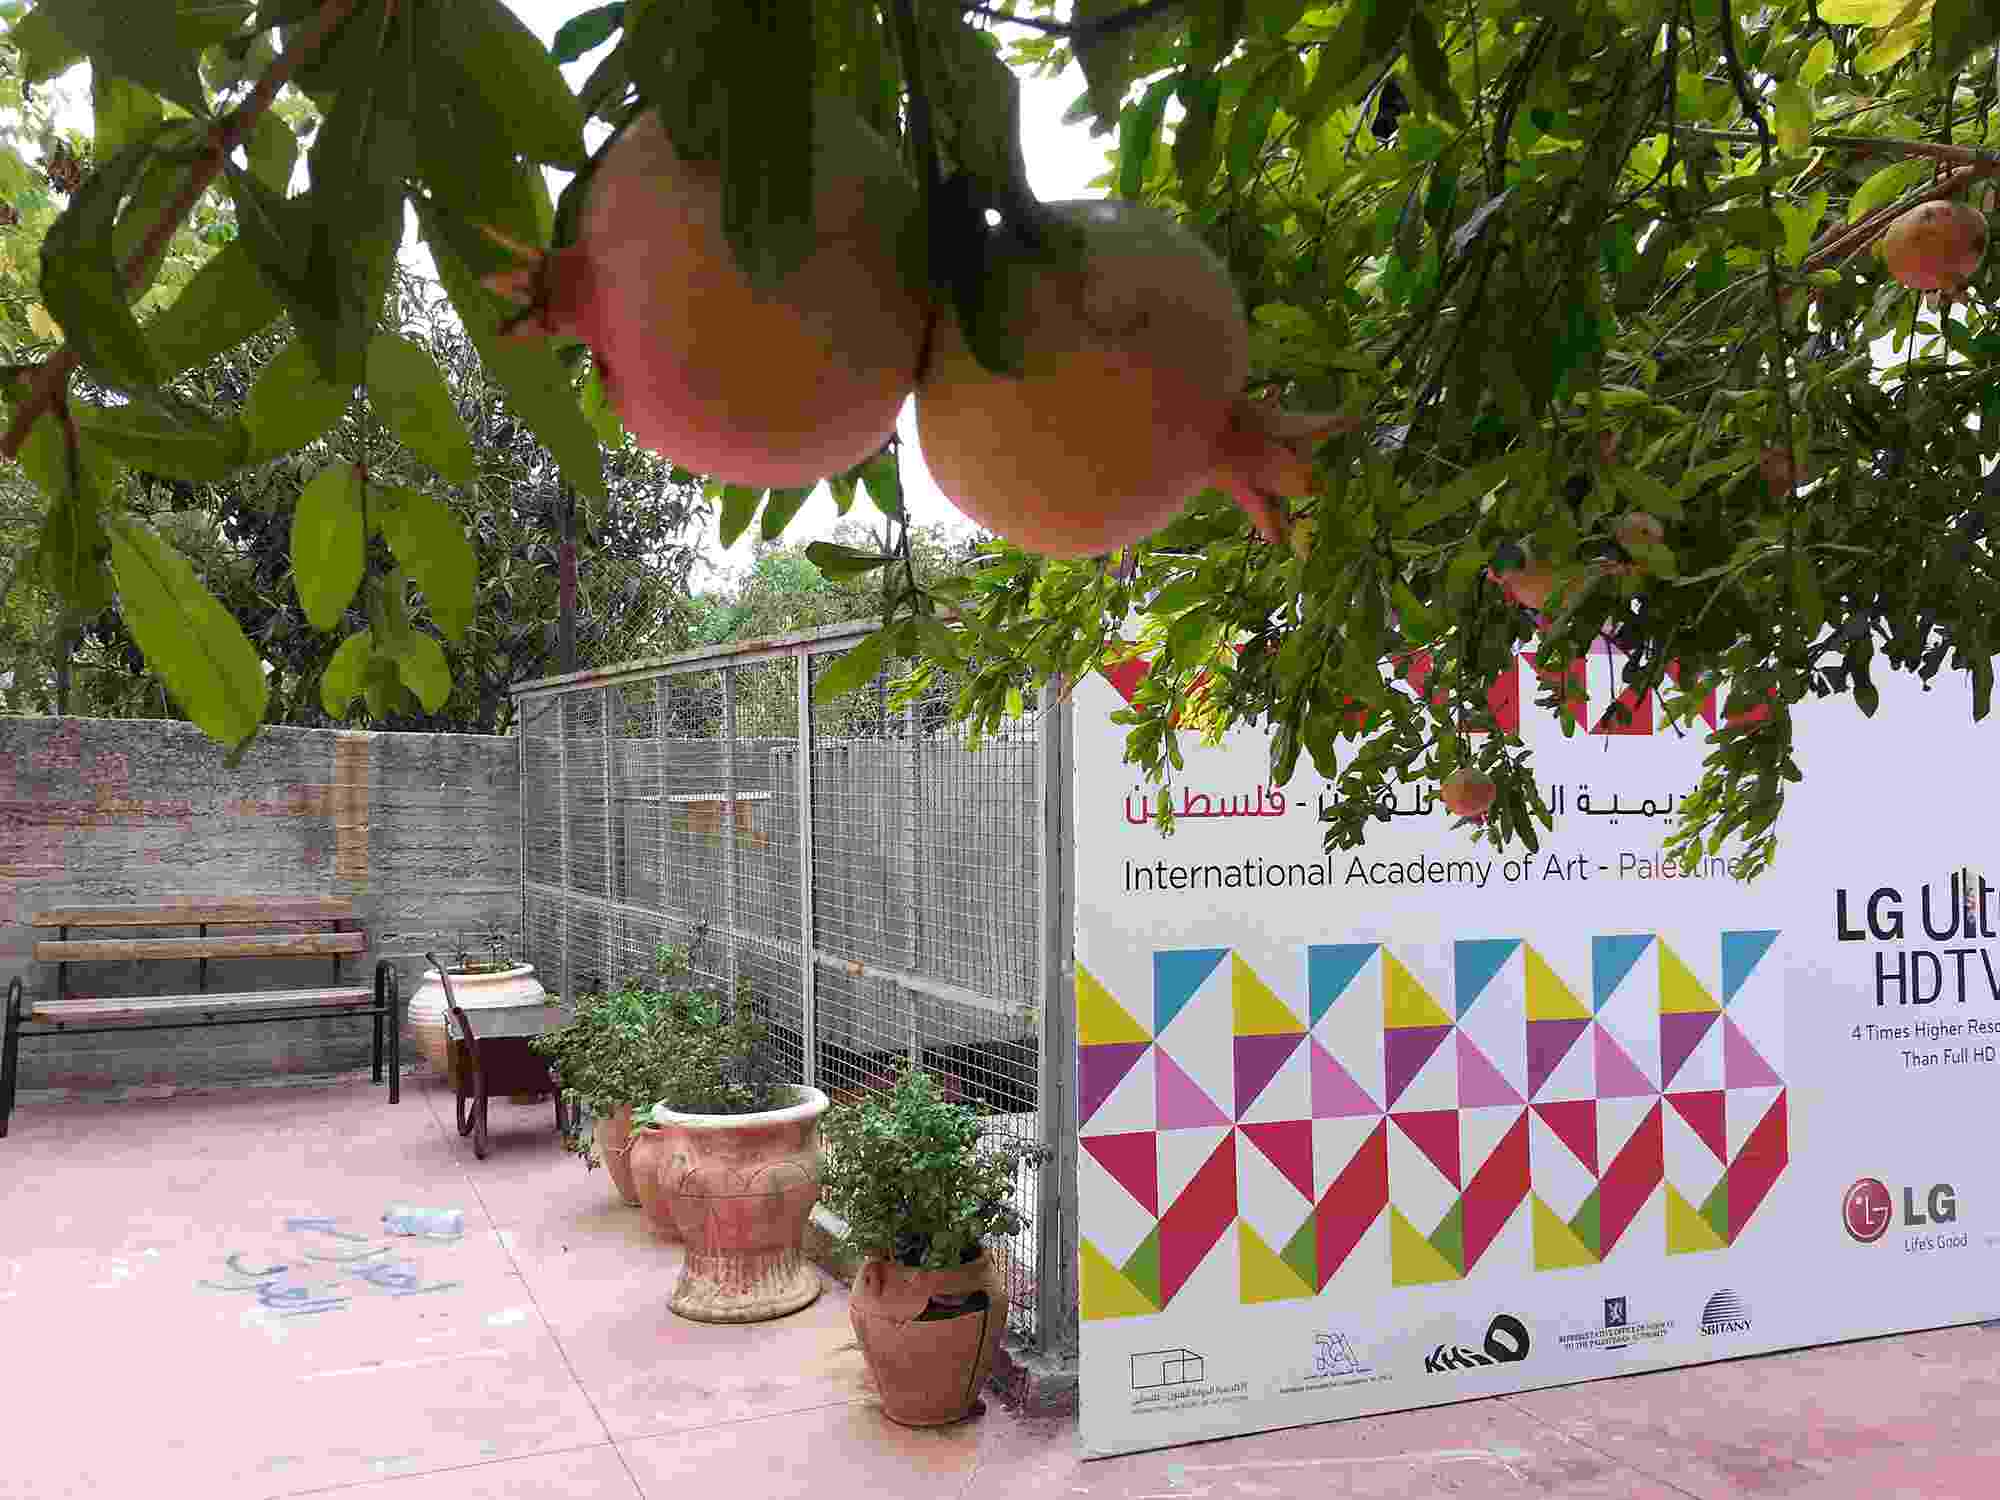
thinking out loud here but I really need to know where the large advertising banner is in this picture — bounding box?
[1073,645,2000,1458]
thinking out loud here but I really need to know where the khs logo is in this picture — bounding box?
[1843,1178,1955,1244]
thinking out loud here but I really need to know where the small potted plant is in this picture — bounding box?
[531,955,693,1217]
[407,920,548,1086]
[640,968,830,1324]
[818,1065,1045,1426]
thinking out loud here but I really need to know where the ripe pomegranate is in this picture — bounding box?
[1879,199,1988,292]
[1492,557,1558,611]
[914,199,1349,557]
[1760,445,1806,497]
[493,101,931,489]
[1439,769,1497,820]
[1616,511,1664,553]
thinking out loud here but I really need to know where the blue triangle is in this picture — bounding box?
[1307,943,1378,1026]
[1591,934,1655,1012]
[1720,930,1780,1004]
[1452,939,1521,1018]
[1154,948,1228,1036]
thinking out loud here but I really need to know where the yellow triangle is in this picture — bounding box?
[1077,964,1150,1046]
[1232,953,1304,1037]
[1080,1238,1158,1319]
[1238,1221,1313,1304]
[1524,945,1590,1022]
[1389,1205,1462,1286]
[1531,1194,1599,1271]
[1383,953,1452,1030]
[1665,1183,1728,1255]
[1659,941,1719,1015]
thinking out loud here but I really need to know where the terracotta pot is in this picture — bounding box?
[627,1125,681,1241]
[407,963,547,1084]
[849,1249,1009,1426]
[595,1104,641,1207]
[651,1086,828,1323]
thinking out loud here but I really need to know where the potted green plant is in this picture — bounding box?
[818,1065,1044,1426]
[408,919,548,1086]
[531,963,690,1214]
[638,965,830,1325]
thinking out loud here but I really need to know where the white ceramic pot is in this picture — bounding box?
[407,963,548,1082]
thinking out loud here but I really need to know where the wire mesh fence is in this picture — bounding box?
[512,623,1074,1353]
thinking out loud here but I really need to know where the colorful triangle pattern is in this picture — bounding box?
[1112,931,1787,1309]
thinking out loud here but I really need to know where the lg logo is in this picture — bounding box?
[1843,1177,1955,1244]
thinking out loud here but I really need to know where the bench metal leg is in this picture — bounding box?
[386,966,401,1105]
[1,977,21,1140]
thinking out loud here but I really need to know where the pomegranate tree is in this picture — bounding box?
[1879,199,1988,293]
[493,101,932,490]
[914,200,1346,558]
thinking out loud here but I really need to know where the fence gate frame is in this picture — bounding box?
[511,621,1076,1355]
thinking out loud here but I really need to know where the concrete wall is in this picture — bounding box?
[1,717,519,1093]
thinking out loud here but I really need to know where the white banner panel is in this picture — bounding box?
[1073,646,2000,1458]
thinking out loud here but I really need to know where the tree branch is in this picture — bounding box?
[962,1,1183,40]
[1678,127,2000,168]
[1,0,361,463]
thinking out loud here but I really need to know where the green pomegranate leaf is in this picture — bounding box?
[19,412,117,616]
[1932,0,2000,81]
[418,197,608,504]
[34,0,220,116]
[805,541,893,580]
[90,70,162,158]
[812,629,891,704]
[321,629,374,718]
[552,2,624,64]
[10,7,84,84]
[1118,75,1174,200]
[39,135,162,392]
[859,454,902,518]
[435,0,589,170]
[245,338,352,460]
[718,485,761,549]
[367,335,477,488]
[760,486,811,541]
[105,512,270,752]
[70,391,249,483]
[392,630,453,714]
[375,486,477,644]
[290,463,365,631]
[245,112,298,195]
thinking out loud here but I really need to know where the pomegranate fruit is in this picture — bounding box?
[1493,557,1558,611]
[1439,769,1497,820]
[1879,199,1988,292]
[1616,511,1664,553]
[493,100,931,489]
[914,199,1348,557]
[1760,445,1806,497]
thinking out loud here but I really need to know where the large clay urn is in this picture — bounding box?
[406,962,547,1085]
[594,1104,641,1207]
[649,1086,828,1323]
[626,1123,680,1241]
[849,1249,1009,1426]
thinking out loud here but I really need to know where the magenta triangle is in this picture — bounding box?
[1456,1031,1521,1107]
[1081,1132,1159,1215]
[1310,1038,1378,1118]
[1723,1016,1781,1088]
[1593,1023,1656,1098]
[1079,1041,1148,1128]
[1659,1010,1719,1090]
[1383,1025,1451,1108]
[1156,1048,1230,1130]
[1234,1031,1306,1118]
[1526,1018,1590,1099]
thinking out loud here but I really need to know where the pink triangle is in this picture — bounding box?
[1082,1132,1158,1215]
[1593,1023,1656,1098]
[1456,1032,1521,1107]
[1156,1048,1230,1130]
[1311,1038,1378,1118]
[1723,1016,1781,1088]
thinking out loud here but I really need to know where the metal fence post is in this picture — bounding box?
[656,676,671,967]
[795,650,817,1090]
[601,684,617,987]
[516,708,526,967]
[723,666,741,1003]
[557,692,573,1007]
[1035,680,1074,1354]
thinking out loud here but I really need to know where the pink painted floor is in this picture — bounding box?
[4,1074,2000,1499]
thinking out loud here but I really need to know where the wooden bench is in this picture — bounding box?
[1,897,400,1138]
